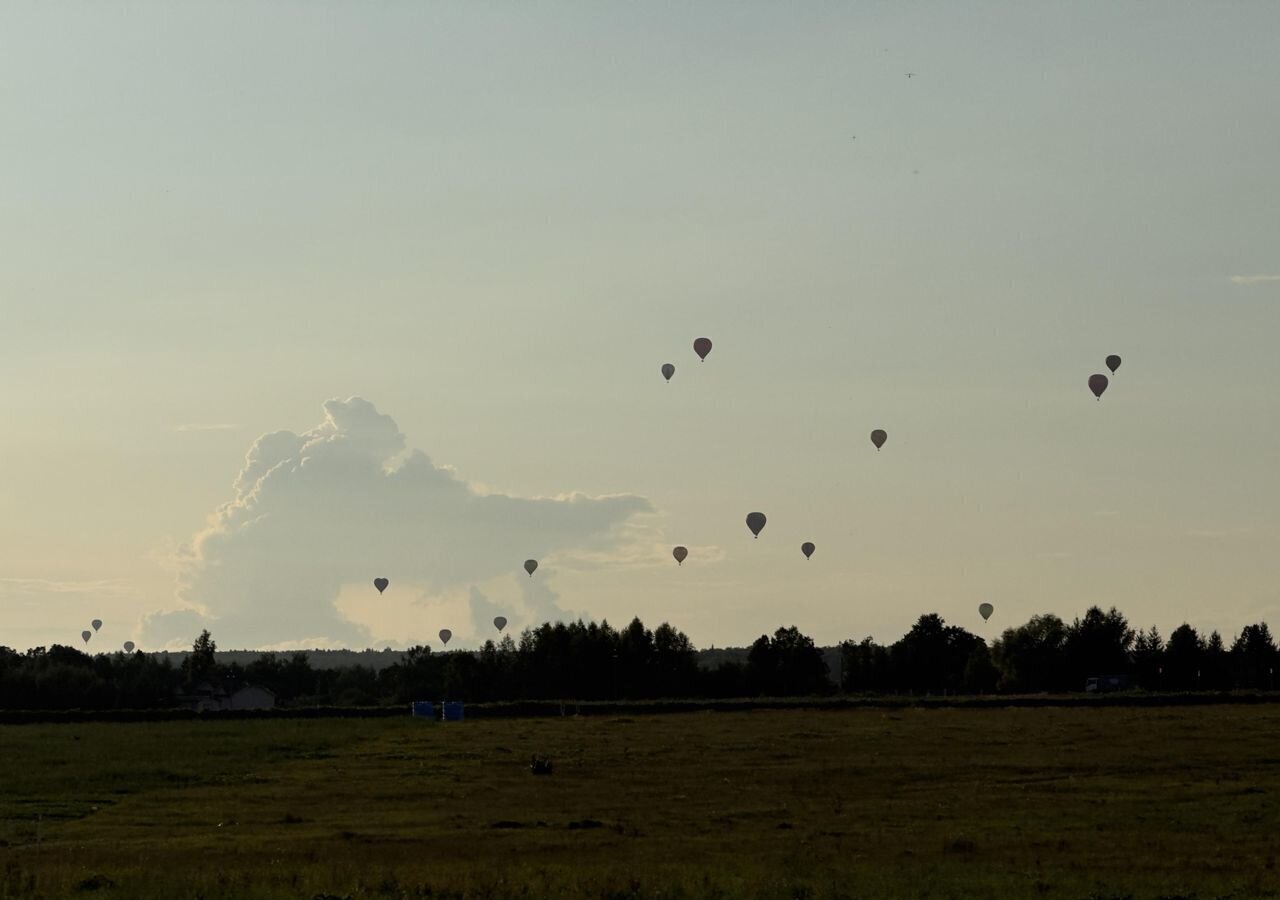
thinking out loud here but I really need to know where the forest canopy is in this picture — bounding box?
[1,608,1275,711]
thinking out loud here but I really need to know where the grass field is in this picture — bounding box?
[2,706,1279,899]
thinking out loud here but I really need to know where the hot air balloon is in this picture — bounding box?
[1106,355,1121,374]
[693,337,712,361]
[1088,373,1108,400]
[801,542,815,560]
[524,559,538,577]
[870,429,887,450]
[979,603,994,622]
[661,363,675,382]
[673,546,688,566]
[493,616,507,632]
[746,512,767,539]
[91,619,102,632]
[439,629,452,645]
[374,578,389,594]
[123,641,136,653]
[81,630,92,644]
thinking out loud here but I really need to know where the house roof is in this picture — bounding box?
[232,685,276,697]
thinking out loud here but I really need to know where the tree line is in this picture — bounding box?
[0,606,1275,710]
[841,609,1276,694]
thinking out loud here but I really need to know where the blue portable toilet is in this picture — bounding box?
[441,701,464,722]
[411,701,435,719]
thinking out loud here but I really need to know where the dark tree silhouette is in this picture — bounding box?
[0,644,179,710]
[1202,630,1232,690]
[891,614,984,694]
[1064,607,1134,686]
[617,618,656,698]
[3,609,1278,711]
[182,630,218,688]
[746,627,830,696]
[991,614,1069,692]
[840,637,893,693]
[1231,623,1278,690]
[652,623,699,697]
[1164,624,1203,691]
[962,642,999,693]
[1131,626,1165,690]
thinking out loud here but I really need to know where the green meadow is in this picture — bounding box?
[2,706,1278,899]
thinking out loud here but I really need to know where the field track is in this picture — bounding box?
[5,690,1280,725]
[3,705,1279,899]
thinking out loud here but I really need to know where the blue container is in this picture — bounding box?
[411,701,435,719]
[442,701,464,722]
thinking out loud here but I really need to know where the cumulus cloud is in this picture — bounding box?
[138,608,208,646]
[1228,275,1280,285]
[143,398,651,649]
[467,587,510,638]
[464,582,587,640]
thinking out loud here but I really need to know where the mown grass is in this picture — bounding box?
[2,707,1278,898]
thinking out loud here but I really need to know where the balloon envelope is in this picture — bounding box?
[91,619,102,632]
[979,603,994,622]
[746,512,767,538]
[673,545,688,565]
[1106,354,1121,374]
[374,577,389,594]
[870,429,887,450]
[439,629,452,645]
[524,559,538,577]
[661,363,675,382]
[493,616,507,632]
[1088,373,1109,399]
[693,337,712,361]
[123,641,135,653]
[81,630,92,644]
[801,541,815,559]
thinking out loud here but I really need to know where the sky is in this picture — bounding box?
[2,2,1279,653]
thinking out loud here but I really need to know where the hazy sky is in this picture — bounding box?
[3,3,1279,652]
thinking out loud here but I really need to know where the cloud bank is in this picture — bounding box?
[1228,275,1280,285]
[168,423,242,432]
[143,398,651,649]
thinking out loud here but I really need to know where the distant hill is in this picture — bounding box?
[149,648,409,672]
[697,646,843,682]
[147,645,843,682]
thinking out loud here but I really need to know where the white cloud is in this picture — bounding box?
[1228,275,1280,285]
[467,586,511,638]
[142,398,652,649]
[138,608,208,650]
